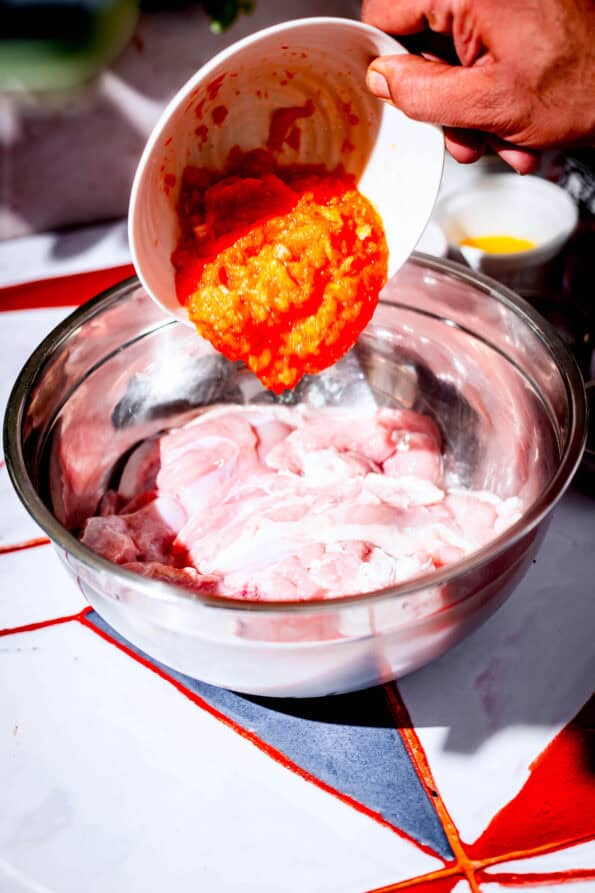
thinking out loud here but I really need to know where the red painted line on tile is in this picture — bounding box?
[0,264,134,311]
[468,694,595,860]
[475,836,595,870]
[363,868,463,892]
[476,867,595,886]
[78,613,444,862]
[0,537,51,555]
[384,683,480,892]
[0,606,92,638]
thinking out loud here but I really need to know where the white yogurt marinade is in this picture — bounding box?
[80,404,522,599]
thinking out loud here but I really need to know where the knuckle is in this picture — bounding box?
[361,0,391,27]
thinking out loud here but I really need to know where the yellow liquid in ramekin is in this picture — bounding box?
[460,235,535,254]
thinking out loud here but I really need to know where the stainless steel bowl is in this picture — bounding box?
[4,254,586,697]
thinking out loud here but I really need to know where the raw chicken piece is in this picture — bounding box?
[121,562,219,594]
[266,406,441,473]
[383,432,442,483]
[81,515,138,564]
[80,492,187,565]
[79,404,523,601]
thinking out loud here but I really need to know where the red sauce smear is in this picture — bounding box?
[267,98,315,152]
[212,105,228,126]
[206,73,226,102]
[342,101,360,127]
[195,124,208,142]
[163,172,176,195]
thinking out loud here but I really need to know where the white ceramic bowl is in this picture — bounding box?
[128,16,444,323]
[435,174,578,277]
[415,219,448,257]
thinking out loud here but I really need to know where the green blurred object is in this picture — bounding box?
[202,0,254,33]
[0,0,139,92]
[139,0,254,33]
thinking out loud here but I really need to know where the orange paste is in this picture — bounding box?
[172,134,388,394]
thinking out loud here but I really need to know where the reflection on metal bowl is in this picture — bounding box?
[4,254,586,697]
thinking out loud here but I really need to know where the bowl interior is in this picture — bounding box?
[128,17,444,323]
[15,260,572,565]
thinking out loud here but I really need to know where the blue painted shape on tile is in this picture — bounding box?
[86,610,453,860]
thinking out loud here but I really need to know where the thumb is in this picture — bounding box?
[366,54,500,133]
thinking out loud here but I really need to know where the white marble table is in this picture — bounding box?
[0,226,593,893]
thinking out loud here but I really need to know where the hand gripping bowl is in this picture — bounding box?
[4,255,586,697]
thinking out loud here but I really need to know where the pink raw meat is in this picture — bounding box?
[121,562,219,593]
[81,515,138,564]
[79,405,522,600]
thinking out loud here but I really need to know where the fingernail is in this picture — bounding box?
[366,69,390,100]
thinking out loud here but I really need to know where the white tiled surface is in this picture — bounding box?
[0,548,85,631]
[0,309,72,425]
[1,623,441,893]
[0,461,44,548]
[0,223,130,288]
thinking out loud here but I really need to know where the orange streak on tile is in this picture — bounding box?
[0,606,91,638]
[476,867,595,886]
[0,265,134,311]
[384,683,481,893]
[0,537,51,555]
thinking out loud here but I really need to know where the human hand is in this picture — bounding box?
[362,0,595,173]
